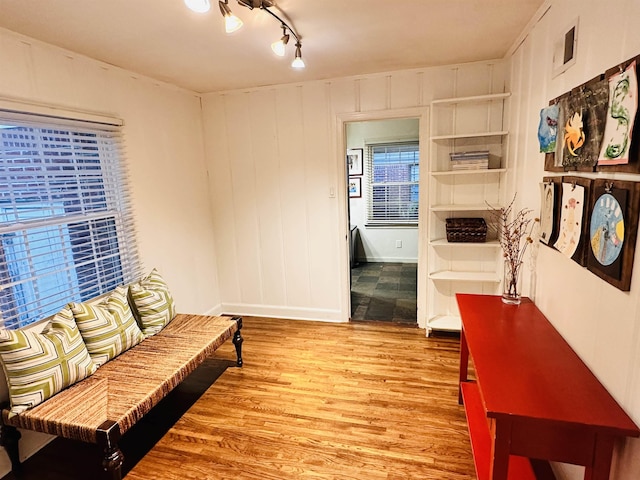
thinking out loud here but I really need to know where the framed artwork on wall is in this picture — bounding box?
[597,61,638,167]
[552,17,579,78]
[347,148,363,176]
[540,176,563,246]
[348,177,361,198]
[586,179,640,291]
[554,176,592,266]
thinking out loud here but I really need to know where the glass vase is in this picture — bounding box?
[502,260,522,305]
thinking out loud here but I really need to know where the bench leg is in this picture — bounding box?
[0,422,22,474]
[97,420,123,480]
[102,444,124,480]
[232,316,244,367]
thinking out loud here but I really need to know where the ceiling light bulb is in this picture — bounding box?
[224,14,243,33]
[219,1,243,33]
[185,0,211,13]
[271,33,289,57]
[292,44,305,69]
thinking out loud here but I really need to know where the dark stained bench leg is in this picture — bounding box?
[231,316,244,367]
[97,420,123,480]
[0,414,22,475]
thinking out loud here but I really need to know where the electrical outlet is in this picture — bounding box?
[396,240,402,248]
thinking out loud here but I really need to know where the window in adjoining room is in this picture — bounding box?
[366,142,419,225]
[0,112,141,328]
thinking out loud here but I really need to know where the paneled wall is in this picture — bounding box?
[507,0,640,478]
[0,27,221,471]
[202,62,507,323]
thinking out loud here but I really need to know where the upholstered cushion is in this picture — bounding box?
[70,286,144,367]
[128,269,177,337]
[0,307,97,415]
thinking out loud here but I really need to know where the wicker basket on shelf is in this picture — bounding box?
[445,218,487,243]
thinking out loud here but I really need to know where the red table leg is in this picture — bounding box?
[584,434,614,480]
[459,327,469,404]
[490,419,512,480]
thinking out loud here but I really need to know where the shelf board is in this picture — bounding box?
[460,382,537,480]
[428,271,500,282]
[430,168,507,176]
[427,315,461,332]
[430,239,500,248]
[430,130,508,141]
[431,92,511,106]
[430,204,499,212]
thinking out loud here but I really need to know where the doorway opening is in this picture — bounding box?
[346,118,420,324]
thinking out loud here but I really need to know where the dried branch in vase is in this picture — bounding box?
[487,196,539,303]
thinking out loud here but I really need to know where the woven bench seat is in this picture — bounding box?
[0,313,243,480]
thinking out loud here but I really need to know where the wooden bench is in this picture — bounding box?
[0,313,243,480]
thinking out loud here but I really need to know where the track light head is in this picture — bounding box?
[185,0,211,13]
[271,25,290,57]
[291,43,305,69]
[218,0,243,33]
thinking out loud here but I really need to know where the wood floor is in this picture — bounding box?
[2,317,476,480]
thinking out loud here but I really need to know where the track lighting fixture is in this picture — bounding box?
[185,0,305,69]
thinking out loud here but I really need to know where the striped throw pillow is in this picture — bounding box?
[128,269,177,337]
[0,307,97,415]
[70,286,144,367]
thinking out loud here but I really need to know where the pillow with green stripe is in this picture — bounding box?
[128,268,177,337]
[0,307,98,415]
[70,286,144,367]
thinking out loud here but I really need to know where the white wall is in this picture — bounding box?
[0,27,221,472]
[347,118,420,263]
[507,1,640,478]
[202,62,506,325]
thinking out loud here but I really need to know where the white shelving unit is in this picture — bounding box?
[426,92,510,336]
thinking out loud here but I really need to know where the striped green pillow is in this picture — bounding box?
[0,307,98,415]
[70,286,144,367]
[129,269,177,337]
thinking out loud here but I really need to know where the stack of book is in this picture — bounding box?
[449,150,489,170]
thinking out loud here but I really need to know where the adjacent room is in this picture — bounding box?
[0,1,639,479]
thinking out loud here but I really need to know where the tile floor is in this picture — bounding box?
[350,262,417,324]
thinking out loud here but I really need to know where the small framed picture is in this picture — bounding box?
[348,177,362,198]
[347,148,363,176]
[552,17,578,78]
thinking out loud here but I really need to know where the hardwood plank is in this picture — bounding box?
[2,317,477,480]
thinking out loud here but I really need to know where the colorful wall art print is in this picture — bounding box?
[539,182,557,245]
[538,105,559,153]
[564,110,586,158]
[598,61,638,165]
[589,188,625,270]
[586,179,640,291]
[554,183,585,259]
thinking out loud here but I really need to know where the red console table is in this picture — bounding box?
[457,293,639,480]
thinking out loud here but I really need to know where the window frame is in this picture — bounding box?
[365,141,420,227]
[0,107,141,329]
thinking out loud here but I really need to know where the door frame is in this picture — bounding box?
[335,107,430,328]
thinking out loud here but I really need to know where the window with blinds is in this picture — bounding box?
[366,142,419,225]
[0,113,141,329]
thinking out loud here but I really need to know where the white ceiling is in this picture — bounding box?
[0,0,545,93]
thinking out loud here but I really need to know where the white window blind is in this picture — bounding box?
[366,142,419,225]
[0,112,141,329]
